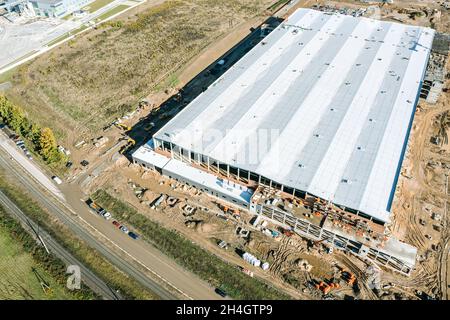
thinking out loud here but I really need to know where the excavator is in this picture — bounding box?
[114,122,131,132]
[120,138,136,154]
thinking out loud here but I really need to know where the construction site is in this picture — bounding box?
[2,0,449,301]
[71,2,449,300]
[127,4,449,299]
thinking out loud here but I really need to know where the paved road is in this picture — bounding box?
[0,190,121,300]
[0,135,221,300]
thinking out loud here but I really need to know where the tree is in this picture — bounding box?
[28,123,42,144]
[38,127,58,161]
[0,95,65,165]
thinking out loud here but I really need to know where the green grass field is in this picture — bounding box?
[0,68,16,84]
[96,5,130,22]
[84,0,115,13]
[0,230,74,300]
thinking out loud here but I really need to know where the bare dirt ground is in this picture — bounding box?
[390,76,450,299]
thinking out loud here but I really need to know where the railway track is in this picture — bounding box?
[0,190,121,300]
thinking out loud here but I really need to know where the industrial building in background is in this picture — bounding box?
[0,0,93,17]
[133,8,435,275]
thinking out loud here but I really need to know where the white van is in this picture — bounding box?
[52,176,63,185]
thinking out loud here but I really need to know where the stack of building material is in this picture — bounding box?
[242,252,261,267]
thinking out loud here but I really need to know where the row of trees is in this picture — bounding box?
[0,95,65,164]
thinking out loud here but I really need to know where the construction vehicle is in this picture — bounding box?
[218,203,229,213]
[114,122,131,132]
[341,270,357,286]
[120,138,136,154]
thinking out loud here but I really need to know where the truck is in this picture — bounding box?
[52,176,63,185]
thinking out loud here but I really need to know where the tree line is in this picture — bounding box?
[0,95,65,165]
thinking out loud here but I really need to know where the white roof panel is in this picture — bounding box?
[152,9,435,223]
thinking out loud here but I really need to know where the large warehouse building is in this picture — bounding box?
[133,8,435,274]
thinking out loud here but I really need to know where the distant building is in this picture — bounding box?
[2,0,32,13]
[29,0,94,18]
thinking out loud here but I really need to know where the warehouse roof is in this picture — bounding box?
[153,9,435,223]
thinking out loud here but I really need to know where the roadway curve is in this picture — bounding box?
[0,190,121,300]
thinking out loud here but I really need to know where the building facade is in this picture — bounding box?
[29,0,93,17]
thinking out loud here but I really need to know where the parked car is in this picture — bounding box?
[66,161,73,168]
[81,160,89,166]
[215,288,227,298]
[128,232,139,240]
[102,211,111,220]
[112,220,121,228]
[119,226,129,234]
[16,140,24,146]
